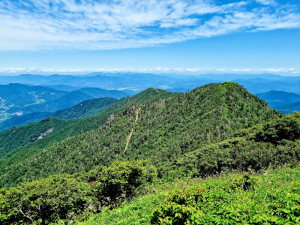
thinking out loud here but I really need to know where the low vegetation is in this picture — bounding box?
[0,160,156,224]
[83,164,300,225]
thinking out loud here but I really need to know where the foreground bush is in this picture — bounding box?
[0,160,157,224]
[81,165,300,224]
[151,169,300,224]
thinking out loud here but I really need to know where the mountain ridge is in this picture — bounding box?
[0,82,281,188]
[0,88,177,159]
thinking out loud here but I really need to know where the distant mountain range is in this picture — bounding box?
[0,97,120,131]
[2,73,300,131]
[0,73,172,91]
[0,112,52,131]
[256,90,300,107]
[255,90,300,114]
[0,83,66,122]
[2,73,300,95]
[0,83,128,126]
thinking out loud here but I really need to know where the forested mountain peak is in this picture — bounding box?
[0,82,281,188]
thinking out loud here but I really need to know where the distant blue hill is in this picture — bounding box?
[4,86,128,115]
[0,84,128,129]
[256,90,300,107]
[0,97,121,131]
[45,85,83,92]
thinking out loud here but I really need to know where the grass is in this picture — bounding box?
[82,193,160,225]
[80,164,300,224]
[80,182,173,225]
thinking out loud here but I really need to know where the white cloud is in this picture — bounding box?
[233,69,252,72]
[256,0,277,6]
[261,68,295,72]
[186,68,213,72]
[0,0,299,50]
[1,67,299,75]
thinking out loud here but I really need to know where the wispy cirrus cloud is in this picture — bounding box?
[0,0,299,50]
[256,0,277,6]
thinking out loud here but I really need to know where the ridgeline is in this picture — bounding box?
[0,88,177,159]
[0,82,281,188]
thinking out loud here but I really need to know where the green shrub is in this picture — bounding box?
[85,160,158,204]
[253,113,300,144]
[0,160,157,225]
[0,174,95,224]
[151,188,205,225]
[151,168,300,224]
[226,172,256,191]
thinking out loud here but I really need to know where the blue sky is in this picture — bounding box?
[0,0,299,75]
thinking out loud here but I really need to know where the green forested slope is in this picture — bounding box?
[51,97,120,120]
[0,88,177,160]
[0,117,79,159]
[164,114,300,178]
[2,110,300,224]
[0,83,281,188]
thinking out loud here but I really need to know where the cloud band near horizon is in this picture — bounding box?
[1,67,299,75]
